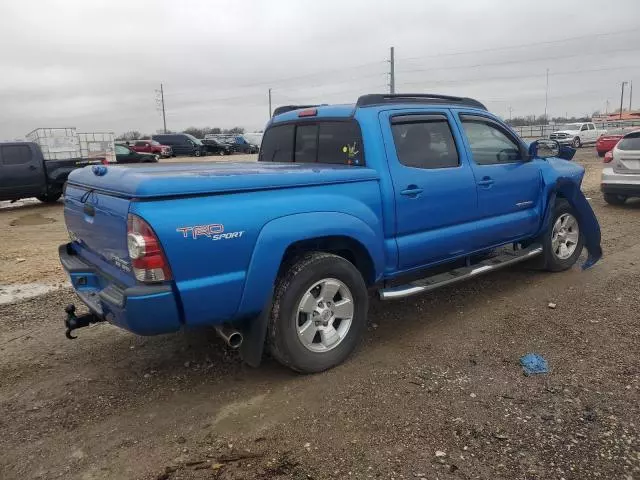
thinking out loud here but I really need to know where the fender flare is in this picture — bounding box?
[236,211,384,317]
[538,177,602,269]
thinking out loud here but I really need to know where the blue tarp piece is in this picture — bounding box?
[520,353,549,376]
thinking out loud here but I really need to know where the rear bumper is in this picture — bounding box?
[59,243,182,335]
[601,168,640,196]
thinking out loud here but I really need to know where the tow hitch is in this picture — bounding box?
[64,304,103,339]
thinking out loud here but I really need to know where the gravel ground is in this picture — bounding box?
[1,149,639,480]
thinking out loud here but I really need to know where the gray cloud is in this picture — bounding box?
[1,0,639,140]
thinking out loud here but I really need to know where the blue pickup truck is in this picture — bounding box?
[59,94,602,373]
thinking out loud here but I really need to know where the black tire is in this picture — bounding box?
[218,150,225,156]
[540,199,584,272]
[603,193,627,205]
[36,192,62,203]
[597,151,606,158]
[268,252,368,373]
[194,150,201,157]
[572,137,581,148]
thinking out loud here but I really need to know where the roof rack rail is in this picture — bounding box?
[356,93,486,110]
[272,105,322,117]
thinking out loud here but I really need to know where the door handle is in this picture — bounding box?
[28,165,37,170]
[400,185,424,197]
[477,177,495,187]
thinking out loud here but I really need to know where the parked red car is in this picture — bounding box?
[596,128,639,157]
[130,140,172,158]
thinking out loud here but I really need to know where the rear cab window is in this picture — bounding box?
[259,120,365,166]
[617,133,640,150]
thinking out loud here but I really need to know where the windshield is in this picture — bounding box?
[150,140,161,146]
[557,124,582,131]
[183,133,202,145]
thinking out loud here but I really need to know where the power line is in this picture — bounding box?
[395,46,640,76]
[397,27,639,62]
[397,64,640,89]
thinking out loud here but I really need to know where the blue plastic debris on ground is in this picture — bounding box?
[520,353,549,376]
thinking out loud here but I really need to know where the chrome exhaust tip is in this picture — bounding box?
[214,325,243,349]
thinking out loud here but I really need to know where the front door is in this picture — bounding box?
[0,144,43,199]
[380,109,480,270]
[455,112,542,246]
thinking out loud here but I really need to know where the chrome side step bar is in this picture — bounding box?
[378,244,543,300]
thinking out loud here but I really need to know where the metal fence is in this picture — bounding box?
[512,120,640,139]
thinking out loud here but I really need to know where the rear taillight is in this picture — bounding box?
[127,214,172,283]
[604,151,613,163]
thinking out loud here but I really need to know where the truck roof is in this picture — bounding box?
[271,93,487,123]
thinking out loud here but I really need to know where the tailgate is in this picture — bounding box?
[64,184,135,285]
[614,150,640,174]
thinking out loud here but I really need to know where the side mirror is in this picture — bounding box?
[529,139,576,161]
[529,139,559,159]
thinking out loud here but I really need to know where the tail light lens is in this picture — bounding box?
[604,151,613,163]
[127,214,172,283]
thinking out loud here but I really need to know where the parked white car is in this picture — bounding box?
[601,130,640,205]
[550,122,606,148]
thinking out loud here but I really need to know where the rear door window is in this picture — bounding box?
[391,115,459,169]
[1,145,31,165]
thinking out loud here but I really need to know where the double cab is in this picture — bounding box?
[59,94,602,373]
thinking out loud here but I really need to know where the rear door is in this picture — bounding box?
[614,132,640,174]
[455,112,542,244]
[0,144,44,198]
[380,109,480,269]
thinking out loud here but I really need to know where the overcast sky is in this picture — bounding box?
[1,0,639,140]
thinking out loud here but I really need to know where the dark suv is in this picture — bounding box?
[151,133,207,157]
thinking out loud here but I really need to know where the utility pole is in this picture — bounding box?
[620,81,628,120]
[160,83,167,133]
[268,88,272,117]
[605,99,610,115]
[629,81,633,112]
[389,47,395,94]
[544,68,549,123]
[508,106,513,122]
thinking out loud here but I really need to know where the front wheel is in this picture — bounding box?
[540,199,584,271]
[194,150,201,157]
[218,150,225,156]
[269,252,368,373]
[572,137,582,148]
[603,193,627,205]
[597,151,606,158]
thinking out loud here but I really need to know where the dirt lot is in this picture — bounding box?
[1,149,639,480]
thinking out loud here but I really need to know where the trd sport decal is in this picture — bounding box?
[176,224,245,240]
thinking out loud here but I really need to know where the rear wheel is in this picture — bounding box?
[218,150,225,156]
[603,193,627,205]
[597,151,606,158]
[194,150,201,157]
[36,191,62,203]
[540,199,584,271]
[572,137,581,148]
[269,252,368,373]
